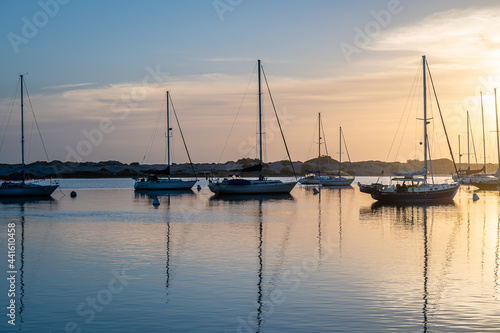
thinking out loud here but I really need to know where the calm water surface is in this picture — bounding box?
[1,177,499,332]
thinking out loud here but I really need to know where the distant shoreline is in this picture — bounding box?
[1,158,494,180]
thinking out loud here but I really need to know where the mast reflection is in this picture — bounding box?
[256,200,263,332]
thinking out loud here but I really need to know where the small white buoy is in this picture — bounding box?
[473,193,480,201]
[152,196,160,206]
[313,188,320,194]
[70,191,77,198]
[197,184,201,191]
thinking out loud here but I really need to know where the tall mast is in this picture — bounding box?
[339,126,342,172]
[481,91,486,172]
[467,111,470,169]
[458,135,461,171]
[166,91,171,179]
[20,74,25,182]
[423,55,428,179]
[258,59,263,180]
[495,88,500,172]
[318,112,321,176]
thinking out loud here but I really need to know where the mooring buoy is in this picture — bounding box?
[152,196,160,206]
[70,191,77,198]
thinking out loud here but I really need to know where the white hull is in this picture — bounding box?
[134,179,196,190]
[322,178,355,186]
[208,180,296,195]
[298,178,324,184]
[299,176,354,186]
[0,183,59,197]
[453,174,500,189]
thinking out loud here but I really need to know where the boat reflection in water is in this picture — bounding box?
[361,200,478,332]
[1,197,57,329]
[209,195,297,332]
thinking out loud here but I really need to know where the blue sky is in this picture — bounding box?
[1,0,500,164]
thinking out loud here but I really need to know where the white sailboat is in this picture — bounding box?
[299,113,330,185]
[299,114,354,186]
[365,56,459,203]
[322,126,355,186]
[134,91,197,190]
[454,90,500,190]
[0,75,59,197]
[208,60,297,195]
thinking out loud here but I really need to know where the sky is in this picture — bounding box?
[1,0,500,165]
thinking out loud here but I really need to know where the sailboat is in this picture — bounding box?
[455,90,500,190]
[299,112,330,184]
[0,75,59,197]
[134,91,197,190]
[299,114,353,186]
[366,56,459,203]
[322,126,355,186]
[208,60,297,195]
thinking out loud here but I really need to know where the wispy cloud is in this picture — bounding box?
[42,82,97,90]
[369,7,500,69]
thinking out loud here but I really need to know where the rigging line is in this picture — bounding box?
[341,128,352,168]
[426,73,442,160]
[396,66,421,161]
[0,77,20,152]
[217,62,257,163]
[426,133,434,184]
[143,97,164,163]
[469,112,479,167]
[24,81,50,161]
[387,64,421,162]
[321,117,331,165]
[260,65,297,179]
[27,116,35,162]
[170,97,197,178]
[306,115,318,162]
[425,59,458,174]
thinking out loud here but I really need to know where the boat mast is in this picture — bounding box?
[495,88,500,174]
[258,59,263,180]
[318,112,321,176]
[20,74,25,183]
[166,91,171,179]
[467,111,470,170]
[423,55,428,180]
[481,91,486,172]
[458,135,461,171]
[339,126,342,173]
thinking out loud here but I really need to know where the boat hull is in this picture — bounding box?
[299,176,354,186]
[208,180,297,195]
[454,174,500,190]
[466,181,500,190]
[371,184,459,203]
[0,183,59,197]
[134,179,197,190]
[322,178,354,186]
[298,178,323,185]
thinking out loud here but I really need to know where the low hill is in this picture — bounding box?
[1,157,494,179]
